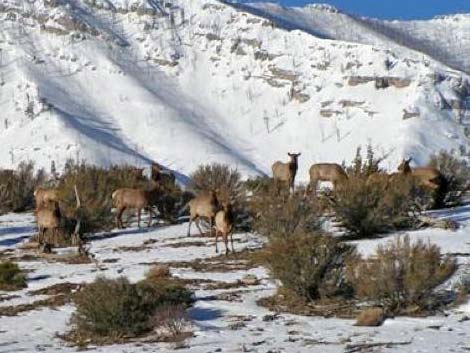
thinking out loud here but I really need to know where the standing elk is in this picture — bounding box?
[112,181,160,229]
[186,190,219,237]
[36,185,82,250]
[307,163,348,194]
[397,158,443,190]
[214,201,235,255]
[272,152,301,194]
[34,187,59,208]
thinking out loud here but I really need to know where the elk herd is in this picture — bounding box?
[31,155,443,256]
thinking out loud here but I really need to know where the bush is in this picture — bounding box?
[265,232,356,301]
[346,236,456,313]
[71,275,193,340]
[0,162,46,214]
[332,175,426,238]
[57,161,150,233]
[151,305,192,342]
[428,150,470,206]
[0,261,27,291]
[343,145,385,177]
[355,308,385,326]
[250,185,322,237]
[190,163,242,202]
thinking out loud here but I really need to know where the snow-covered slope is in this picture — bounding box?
[0,0,469,181]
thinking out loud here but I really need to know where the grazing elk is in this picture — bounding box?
[397,158,443,190]
[187,190,220,237]
[151,163,176,187]
[307,163,348,194]
[214,201,235,255]
[272,152,301,194]
[34,187,59,209]
[112,181,160,229]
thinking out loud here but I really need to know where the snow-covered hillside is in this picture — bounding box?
[0,0,469,181]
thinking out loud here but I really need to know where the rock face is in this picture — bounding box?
[347,76,411,89]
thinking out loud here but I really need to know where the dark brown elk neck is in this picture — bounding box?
[289,159,298,173]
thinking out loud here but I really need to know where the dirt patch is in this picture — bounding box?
[0,295,70,316]
[257,293,360,319]
[161,241,208,248]
[29,282,80,296]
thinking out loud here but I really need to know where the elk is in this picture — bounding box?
[112,181,160,229]
[397,158,443,190]
[187,190,219,237]
[35,185,81,250]
[214,201,235,255]
[307,163,348,194]
[34,187,59,209]
[36,201,61,248]
[151,163,176,187]
[272,152,301,194]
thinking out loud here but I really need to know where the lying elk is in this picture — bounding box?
[186,190,219,237]
[34,187,59,209]
[151,163,176,186]
[397,158,443,190]
[112,182,160,229]
[307,163,348,194]
[214,201,235,255]
[272,152,301,194]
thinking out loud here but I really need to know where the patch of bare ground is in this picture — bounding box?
[140,247,265,273]
[257,291,360,319]
[0,283,79,317]
[161,240,208,248]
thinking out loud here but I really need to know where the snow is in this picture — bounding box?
[0,204,470,352]
[0,0,468,183]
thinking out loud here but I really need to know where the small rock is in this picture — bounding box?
[262,313,279,322]
[241,274,259,286]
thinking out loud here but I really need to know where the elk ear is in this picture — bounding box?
[287,152,292,157]
[406,157,412,163]
[297,153,301,157]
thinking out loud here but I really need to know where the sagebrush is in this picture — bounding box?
[346,236,456,313]
[0,261,27,291]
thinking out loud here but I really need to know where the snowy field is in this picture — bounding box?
[0,205,470,353]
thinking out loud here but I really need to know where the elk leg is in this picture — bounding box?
[215,230,219,253]
[117,207,126,229]
[137,208,142,228]
[224,233,229,255]
[147,207,153,227]
[187,216,194,237]
[196,218,205,236]
[230,230,235,253]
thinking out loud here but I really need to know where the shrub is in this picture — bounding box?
[0,162,46,214]
[343,145,385,177]
[0,261,27,291]
[71,275,193,340]
[265,232,356,301]
[150,305,192,342]
[332,175,426,238]
[57,161,149,233]
[250,185,322,238]
[355,308,385,326]
[346,236,456,313]
[189,163,242,202]
[428,150,470,206]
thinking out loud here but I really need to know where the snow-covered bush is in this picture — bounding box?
[346,236,456,314]
[265,232,356,301]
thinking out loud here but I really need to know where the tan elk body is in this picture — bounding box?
[187,190,219,237]
[214,202,235,254]
[36,201,61,245]
[308,163,348,193]
[112,183,160,229]
[272,152,301,193]
[397,158,442,189]
[34,188,59,208]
